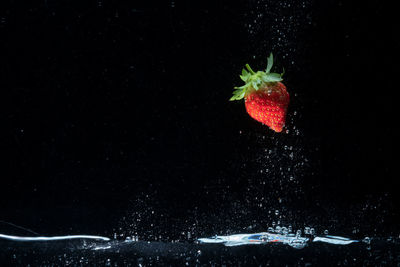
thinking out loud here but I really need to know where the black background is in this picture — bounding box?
[0,0,398,241]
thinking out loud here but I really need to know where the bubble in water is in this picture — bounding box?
[296,230,302,238]
[281,227,289,235]
[363,237,371,245]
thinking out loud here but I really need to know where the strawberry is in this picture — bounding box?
[230,53,289,132]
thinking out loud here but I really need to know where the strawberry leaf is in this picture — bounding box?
[230,88,246,101]
[240,69,250,81]
[234,85,247,90]
[252,81,259,90]
[266,53,273,73]
[262,73,282,82]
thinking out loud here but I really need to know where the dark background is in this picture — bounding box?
[0,0,398,240]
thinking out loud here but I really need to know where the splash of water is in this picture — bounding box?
[0,233,110,242]
[198,232,358,249]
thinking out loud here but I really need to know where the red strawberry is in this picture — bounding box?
[230,53,289,132]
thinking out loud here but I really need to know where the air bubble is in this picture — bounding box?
[304,227,310,234]
[310,228,315,235]
[296,230,302,237]
[363,237,371,245]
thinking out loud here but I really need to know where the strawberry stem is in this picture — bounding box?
[245,64,255,75]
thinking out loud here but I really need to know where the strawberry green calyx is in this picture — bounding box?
[230,53,284,101]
